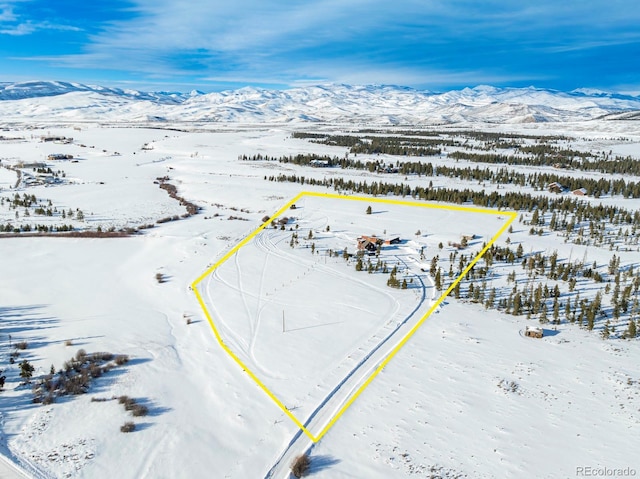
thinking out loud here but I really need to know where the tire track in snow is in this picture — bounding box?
[205,265,249,354]
[199,223,432,479]
[263,255,430,479]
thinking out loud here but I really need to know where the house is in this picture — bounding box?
[47,154,73,161]
[461,234,475,242]
[36,174,59,184]
[379,166,399,174]
[41,136,72,144]
[23,177,42,186]
[357,238,378,253]
[356,234,402,254]
[524,326,544,338]
[572,188,588,196]
[359,235,384,245]
[547,182,565,194]
[310,159,330,168]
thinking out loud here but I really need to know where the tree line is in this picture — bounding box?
[245,152,640,198]
[265,173,640,228]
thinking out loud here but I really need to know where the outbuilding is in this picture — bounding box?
[524,326,544,338]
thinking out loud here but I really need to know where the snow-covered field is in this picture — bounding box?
[1,122,639,479]
[199,194,509,439]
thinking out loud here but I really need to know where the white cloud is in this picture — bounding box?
[12,0,640,89]
[0,20,81,35]
[0,21,33,35]
[0,5,17,22]
[0,1,81,36]
[545,35,640,54]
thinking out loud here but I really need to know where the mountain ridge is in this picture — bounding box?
[1,80,639,124]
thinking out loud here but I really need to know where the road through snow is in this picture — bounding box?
[199,220,436,478]
[262,255,432,478]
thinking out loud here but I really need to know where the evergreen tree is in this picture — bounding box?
[485,288,496,309]
[602,321,610,339]
[366,205,372,215]
[539,302,548,324]
[627,319,637,338]
[565,301,572,322]
[430,256,438,277]
[434,269,442,291]
[513,292,522,315]
[387,267,400,288]
[19,360,34,381]
[531,209,540,225]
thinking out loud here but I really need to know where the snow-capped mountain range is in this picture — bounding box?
[1,80,639,124]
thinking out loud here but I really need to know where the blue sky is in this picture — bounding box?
[0,0,639,93]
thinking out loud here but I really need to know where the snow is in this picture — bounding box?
[0,105,638,478]
[1,82,640,124]
[198,194,507,437]
[311,300,640,479]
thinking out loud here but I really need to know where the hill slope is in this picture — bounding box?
[0,81,639,124]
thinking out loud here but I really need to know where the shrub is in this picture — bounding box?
[291,454,311,478]
[15,341,28,350]
[63,372,90,395]
[75,349,87,362]
[131,404,148,417]
[118,396,148,416]
[114,355,129,366]
[32,350,129,405]
[120,422,135,433]
[91,352,114,362]
[89,363,102,378]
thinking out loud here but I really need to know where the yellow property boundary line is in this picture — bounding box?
[191,191,517,442]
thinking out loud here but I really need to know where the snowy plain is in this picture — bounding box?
[0,114,639,479]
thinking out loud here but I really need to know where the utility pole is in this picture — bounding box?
[282,310,285,333]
